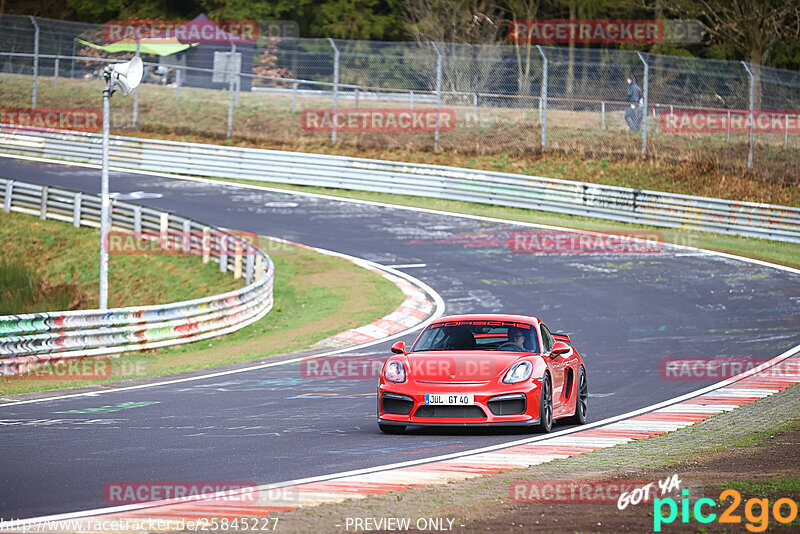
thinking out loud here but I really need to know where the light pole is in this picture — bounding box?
[99,56,143,309]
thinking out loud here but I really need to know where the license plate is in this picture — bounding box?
[425,394,474,405]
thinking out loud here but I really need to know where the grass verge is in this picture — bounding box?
[0,218,406,396]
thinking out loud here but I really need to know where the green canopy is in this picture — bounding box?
[76,38,194,57]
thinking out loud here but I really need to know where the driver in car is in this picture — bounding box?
[503,327,528,352]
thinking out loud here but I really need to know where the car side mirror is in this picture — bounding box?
[550,341,571,357]
[391,341,406,354]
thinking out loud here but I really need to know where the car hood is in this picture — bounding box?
[405,350,529,383]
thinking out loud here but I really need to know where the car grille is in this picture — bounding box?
[381,393,414,415]
[414,405,487,418]
[487,394,526,415]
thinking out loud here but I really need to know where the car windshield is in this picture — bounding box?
[411,321,539,353]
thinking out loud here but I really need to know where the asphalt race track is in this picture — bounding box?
[1,155,799,519]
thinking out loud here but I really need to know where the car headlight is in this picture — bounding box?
[385,360,406,383]
[503,361,533,384]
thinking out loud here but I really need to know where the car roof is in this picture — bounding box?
[429,313,540,326]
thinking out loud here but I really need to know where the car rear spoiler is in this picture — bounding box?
[553,333,571,343]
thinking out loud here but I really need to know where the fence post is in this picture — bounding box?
[328,38,339,144]
[54,54,59,87]
[234,240,243,279]
[4,181,13,212]
[291,82,298,113]
[601,101,606,130]
[473,92,478,121]
[29,16,39,109]
[73,192,82,227]
[669,105,674,134]
[727,110,731,142]
[132,38,140,128]
[536,45,548,151]
[741,61,754,169]
[636,51,649,156]
[410,90,414,110]
[226,43,236,138]
[431,41,443,150]
[354,88,359,111]
[70,40,76,80]
[173,68,180,99]
[785,113,789,149]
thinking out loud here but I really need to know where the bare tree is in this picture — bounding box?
[504,0,541,96]
[667,0,800,106]
[403,0,506,95]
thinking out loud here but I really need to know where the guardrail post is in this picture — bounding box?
[245,246,255,283]
[133,206,142,234]
[233,240,243,279]
[73,192,82,227]
[536,45,548,151]
[219,234,228,273]
[742,61,755,169]
[160,212,169,250]
[40,186,48,220]
[202,226,210,263]
[328,38,339,144]
[4,181,13,213]
[291,82,298,113]
[29,16,39,109]
[601,101,606,130]
[255,254,263,282]
[431,41,443,150]
[182,219,191,254]
[637,51,649,156]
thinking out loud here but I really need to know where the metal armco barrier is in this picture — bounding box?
[0,176,274,368]
[1,128,799,243]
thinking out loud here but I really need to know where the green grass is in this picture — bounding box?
[0,209,243,311]
[724,478,800,498]
[0,230,406,396]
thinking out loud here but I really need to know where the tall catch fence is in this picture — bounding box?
[1,14,799,180]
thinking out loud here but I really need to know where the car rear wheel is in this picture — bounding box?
[566,365,588,425]
[536,374,553,433]
[379,423,406,434]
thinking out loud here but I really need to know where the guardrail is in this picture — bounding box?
[1,127,799,243]
[0,176,274,369]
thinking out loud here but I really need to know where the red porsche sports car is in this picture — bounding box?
[377,314,587,434]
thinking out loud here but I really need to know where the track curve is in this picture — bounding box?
[1,155,798,520]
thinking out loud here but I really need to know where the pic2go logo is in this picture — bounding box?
[654,489,799,532]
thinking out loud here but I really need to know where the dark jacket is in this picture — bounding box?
[627,80,642,103]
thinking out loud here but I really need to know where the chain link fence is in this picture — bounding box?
[1,14,799,181]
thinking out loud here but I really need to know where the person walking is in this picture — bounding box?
[625,76,643,132]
